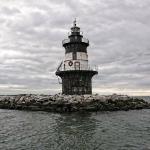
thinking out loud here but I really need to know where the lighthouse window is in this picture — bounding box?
[73,53,76,60]
[74,62,80,70]
[75,44,78,50]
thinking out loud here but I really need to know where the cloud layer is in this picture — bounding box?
[0,0,150,95]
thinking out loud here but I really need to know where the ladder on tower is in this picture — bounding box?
[56,61,63,84]
[56,61,63,72]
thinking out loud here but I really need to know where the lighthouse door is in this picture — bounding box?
[74,62,80,70]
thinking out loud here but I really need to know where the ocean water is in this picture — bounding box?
[0,97,150,150]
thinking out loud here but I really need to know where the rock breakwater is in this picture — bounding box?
[0,94,149,112]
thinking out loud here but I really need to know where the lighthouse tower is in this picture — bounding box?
[56,20,98,95]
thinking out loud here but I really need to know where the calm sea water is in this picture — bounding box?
[0,97,150,150]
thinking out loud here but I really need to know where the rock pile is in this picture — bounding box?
[0,94,149,112]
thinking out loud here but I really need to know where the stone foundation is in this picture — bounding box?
[0,94,149,112]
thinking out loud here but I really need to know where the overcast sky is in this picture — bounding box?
[0,0,150,95]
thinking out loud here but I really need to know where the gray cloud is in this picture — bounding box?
[0,0,150,95]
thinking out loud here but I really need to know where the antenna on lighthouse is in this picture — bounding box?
[73,18,76,27]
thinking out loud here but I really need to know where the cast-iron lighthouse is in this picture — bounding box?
[56,20,98,95]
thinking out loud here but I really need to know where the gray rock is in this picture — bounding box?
[0,94,149,112]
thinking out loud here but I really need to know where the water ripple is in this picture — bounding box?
[0,105,150,149]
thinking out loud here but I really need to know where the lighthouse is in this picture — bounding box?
[56,19,98,95]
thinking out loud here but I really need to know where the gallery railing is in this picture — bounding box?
[57,63,98,72]
[62,38,89,45]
